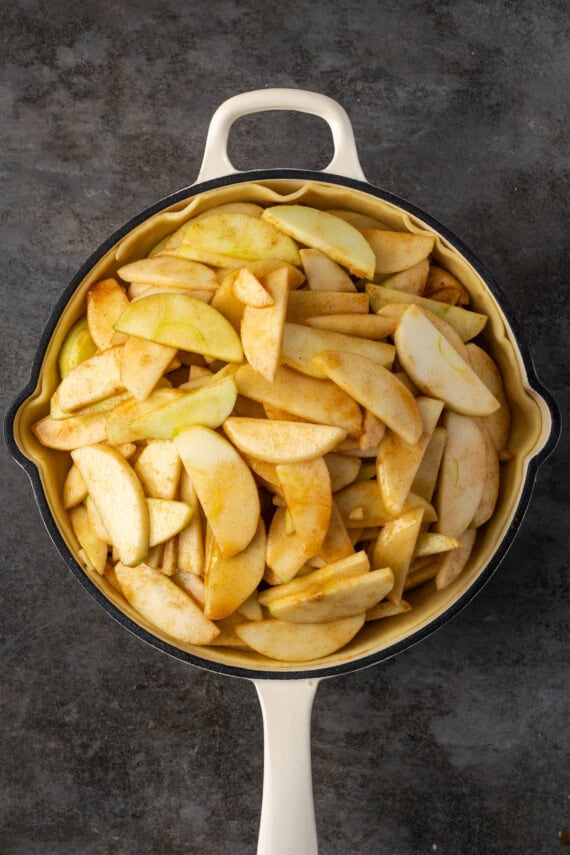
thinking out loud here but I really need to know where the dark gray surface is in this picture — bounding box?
[1,1,568,853]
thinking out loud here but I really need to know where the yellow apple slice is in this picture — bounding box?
[127,283,213,302]
[435,528,477,589]
[435,412,487,538]
[86,278,130,350]
[232,267,274,307]
[33,412,108,450]
[372,508,424,604]
[260,550,369,608]
[58,317,97,378]
[235,364,362,435]
[235,614,365,662]
[120,336,177,402]
[318,501,355,563]
[265,506,316,583]
[324,453,361,492]
[378,303,469,361]
[359,411,386,451]
[472,420,500,527]
[113,293,243,362]
[173,570,205,603]
[466,343,511,452]
[424,265,470,305]
[63,464,88,508]
[180,212,301,265]
[300,248,356,292]
[85,495,110,542]
[395,305,500,416]
[380,259,429,295]
[115,561,219,644]
[204,519,266,620]
[193,202,263,221]
[286,290,368,323]
[267,567,393,623]
[105,388,182,445]
[134,440,181,499]
[366,600,412,621]
[69,504,108,575]
[71,444,149,566]
[305,313,396,339]
[223,418,347,464]
[276,457,332,556]
[282,324,395,379]
[174,425,260,558]
[57,346,124,412]
[334,479,436,528]
[313,350,422,445]
[262,205,375,279]
[366,283,487,341]
[241,267,288,382]
[411,426,447,501]
[238,594,264,622]
[413,532,461,558]
[359,229,434,275]
[177,469,204,576]
[211,271,246,331]
[376,397,444,514]
[147,498,193,546]
[117,256,218,290]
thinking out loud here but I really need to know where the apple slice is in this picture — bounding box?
[282,324,394,379]
[314,350,422,445]
[173,570,205,603]
[366,599,412,621]
[58,317,97,378]
[69,504,108,575]
[376,397,444,514]
[105,388,182,445]
[177,469,204,576]
[435,528,477,590]
[63,465,88,508]
[380,259,429,295]
[57,346,124,412]
[359,229,434,275]
[413,532,461,558]
[471,420,500,527]
[117,256,218,290]
[372,508,424,604]
[33,412,108,450]
[238,594,264,622]
[115,561,219,644]
[366,283,487,342]
[180,212,301,265]
[378,303,470,361]
[435,412,487,538]
[265,506,318,583]
[232,267,274,307]
[147,498,193,547]
[262,205,376,279]
[86,278,130,350]
[466,343,511,452]
[259,551,369,606]
[204,519,266,620]
[334,479,435,528]
[359,411,386,451]
[71,444,149,566]
[241,267,288,382]
[113,293,243,362]
[318,501,355,563]
[305,313,396,339]
[235,614,365,662]
[411,426,447,501]
[324,453,361,492]
[395,305,500,416]
[211,271,246,331]
[300,248,356,292]
[223,418,347,464]
[276,457,332,557]
[235,364,362,435]
[424,265,470,305]
[286,291,368,323]
[174,425,260,558]
[133,440,181,499]
[193,202,263,221]
[326,209,390,229]
[85,495,110,542]
[120,336,177,402]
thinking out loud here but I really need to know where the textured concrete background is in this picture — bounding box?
[1,1,568,853]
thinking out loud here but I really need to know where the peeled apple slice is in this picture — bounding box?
[180,212,301,265]
[223,417,347,464]
[235,614,366,662]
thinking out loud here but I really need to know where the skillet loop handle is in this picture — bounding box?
[197,88,367,183]
[254,678,320,855]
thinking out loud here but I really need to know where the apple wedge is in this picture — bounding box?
[466,343,511,452]
[300,248,356,292]
[435,412,487,538]
[372,508,424,604]
[262,205,376,279]
[63,465,88,509]
[115,562,219,644]
[267,567,394,623]
[146,498,193,547]
[334,479,436,528]
[120,336,177,402]
[86,278,130,350]
[133,440,181,499]
[411,426,447,501]
[366,600,412,621]
[173,425,260,558]
[105,388,182,445]
[394,305,500,416]
[379,303,470,361]
[71,444,149,566]
[305,313,396,340]
[259,551,369,607]
[435,528,477,590]
[276,457,332,557]
[380,259,429,295]
[204,519,266,620]
[413,532,461,558]
[57,346,125,412]
[318,501,355,563]
[286,291,368,323]
[211,271,246,331]
[324,453,361,492]
[313,350,422,445]
[282,323,395,379]
[85,495,110,542]
[69,504,108,575]
[117,256,218,290]
[232,267,274,307]
[33,412,108,450]
[58,317,97,378]
[326,209,390,229]
[223,418,347,464]
[265,506,318,583]
[177,469,204,576]
[472,420,500,527]
[180,212,301,265]
[113,293,243,362]
[193,202,263,221]
[235,614,365,662]
[359,229,434,275]
[241,267,288,382]
[424,265,470,305]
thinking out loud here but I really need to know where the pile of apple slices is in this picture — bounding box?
[33,202,511,663]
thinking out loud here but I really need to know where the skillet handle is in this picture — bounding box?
[254,678,320,855]
[197,88,367,183]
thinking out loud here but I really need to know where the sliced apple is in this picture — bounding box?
[366,600,412,621]
[69,504,108,575]
[134,440,181,499]
[33,412,108,450]
[204,519,266,620]
[85,494,111,542]
[113,293,243,362]
[300,248,356,292]
[305,313,396,339]
[359,411,386,451]
[86,278,130,350]
[211,271,246,331]
[334,479,434,528]
[241,267,288,382]
[318,501,355,563]
[177,469,204,576]
[71,444,149,566]
[180,212,301,265]
[282,324,394,379]
[233,267,274,307]
[435,412,487,538]
[372,508,424,604]
[404,562,439,591]
[411,426,447,502]
[394,305,500,416]
[265,506,317,583]
[58,317,97,378]
[424,265,470,305]
[286,290,368,323]
[380,259,429,295]
[223,418,346,464]
[120,336,177,402]
[128,283,213,303]
[262,205,375,279]
[314,350,422,445]
[275,457,332,557]
[366,283,487,341]
[115,561,219,644]
[235,614,365,662]
[359,229,434,275]
[413,532,461,558]
[173,425,260,558]
[471,420,500,527]
[466,343,511,452]
[260,552,370,606]
[326,209,391,229]
[63,464,88,508]
[434,527,477,590]
[324,453,361,492]
[105,388,182,445]
[117,256,218,290]
[173,570,205,603]
[57,346,124,412]
[147,498,193,547]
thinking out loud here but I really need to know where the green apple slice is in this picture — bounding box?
[334,479,436,528]
[235,614,366,662]
[435,412,487,538]
[282,324,395,379]
[262,205,375,279]
[71,444,149,566]
[57,346,125,412]
[105,388,182,445]
[324,453,361,492]
[180,212,300,265]
[395,305,499,416]
[372,508,424,604]
[58,317,97,378]
[223,417,347,464]
[300,248,356,292]
[113,293,243,362]
[173,425,260,558]
[318,501,355,563]
[69,504,108,575]
[275,457,332,557]
[259,551,369,607]
[204,519,266,620]
[359,229,434,275]
[117,256,218,290]
[241,267,288,382]
[115,562,219,644]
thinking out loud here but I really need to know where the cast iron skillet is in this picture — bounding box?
[5,90,561,854]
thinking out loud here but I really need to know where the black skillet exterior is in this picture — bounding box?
[4,169,561,681]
